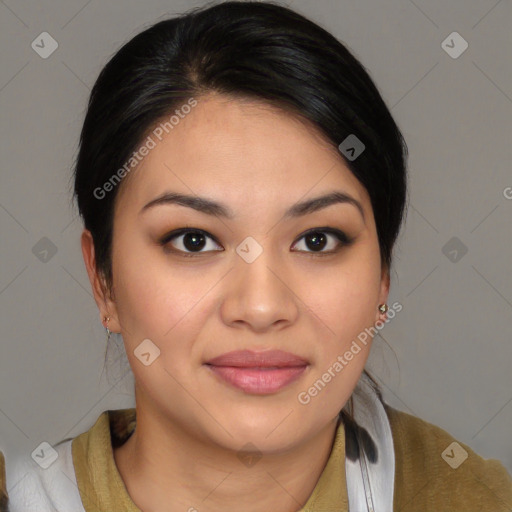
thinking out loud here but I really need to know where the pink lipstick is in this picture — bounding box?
[204,350,309,394]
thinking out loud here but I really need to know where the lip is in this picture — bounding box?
[205,349,309,367]
[204,350,309,395]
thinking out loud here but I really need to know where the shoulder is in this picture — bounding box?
[385,405,512,511]
[6,439,84,512]
[5,408,131,512]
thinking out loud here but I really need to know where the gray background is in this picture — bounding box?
[1,0,511,484]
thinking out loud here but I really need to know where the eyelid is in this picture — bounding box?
[159,227,223,254]
[292,227,353,246]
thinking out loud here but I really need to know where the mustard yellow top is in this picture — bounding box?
[68,405,512,511]
[72,407,348,511]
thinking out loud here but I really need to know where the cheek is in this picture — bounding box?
[306,257,382,340]
[112,252,166,335]
[111,245,216,357]
[111,251,209,395]
[296,267,381,415]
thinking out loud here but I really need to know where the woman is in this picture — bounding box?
[6,1,511,510]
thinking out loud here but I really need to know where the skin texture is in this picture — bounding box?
[81,93,390,512]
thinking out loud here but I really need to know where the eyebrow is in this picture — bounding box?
[139,190,365,222]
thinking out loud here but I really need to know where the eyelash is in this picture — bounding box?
[158,227,355,258]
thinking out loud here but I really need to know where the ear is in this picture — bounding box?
[81,229,121,333]
[375,263,391,323]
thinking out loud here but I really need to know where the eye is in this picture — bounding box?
[291,228,354,254]
[159,228,223,257]
[159,226,354,258]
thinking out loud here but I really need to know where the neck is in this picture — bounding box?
[113,397,342,512]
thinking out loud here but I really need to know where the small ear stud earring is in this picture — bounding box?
[378,304,388,313]
[103,316,111,342]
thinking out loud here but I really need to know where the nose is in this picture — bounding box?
[220,248,300,333]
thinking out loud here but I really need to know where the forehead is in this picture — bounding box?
[115,93,368,213]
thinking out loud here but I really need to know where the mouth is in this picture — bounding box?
[204,350,309,395]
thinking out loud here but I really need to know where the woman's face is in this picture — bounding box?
[84,93,389,453]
